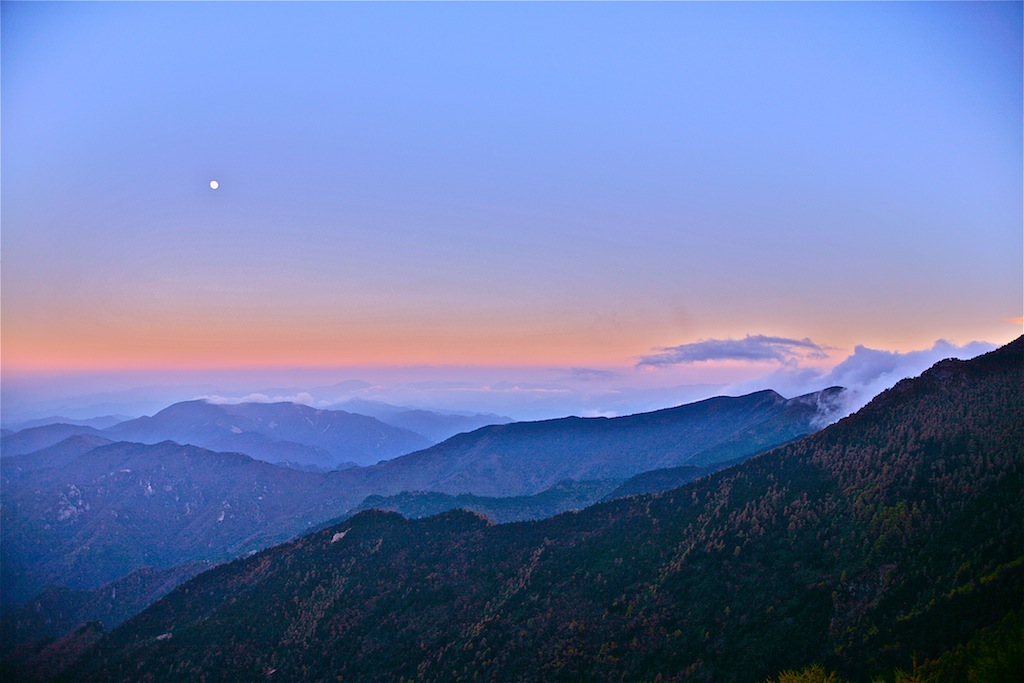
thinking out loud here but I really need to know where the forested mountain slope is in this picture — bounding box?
[0,562,210,663]
[62,337,1022,682]
[0,441,356,604]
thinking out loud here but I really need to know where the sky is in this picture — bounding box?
[2,1,1021,423]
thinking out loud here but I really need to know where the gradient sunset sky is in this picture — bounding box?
[2,1,1021,420]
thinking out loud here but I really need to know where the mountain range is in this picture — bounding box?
[100,400,432,469]
[38,336,1022,682]
[2,386,838,597]
[1,400,512,469]
[1,384,843,652]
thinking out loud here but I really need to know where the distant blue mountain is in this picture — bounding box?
[1,400,510,467]
[1,424,107,457]
[339,398,512,443]
[102,400,431,468]
[3,415,130,432]
[349,387,846,498]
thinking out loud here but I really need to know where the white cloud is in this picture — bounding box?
[638,334,829,367]
[723,339,997,422]
[194,392,316,406]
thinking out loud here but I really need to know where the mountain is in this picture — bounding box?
[61,338,1022,682]
[2,622,104,683]
[1,435,115,479]
[1,387,843,606]
[346,479,621,523]
[0,399,507,469]
[0,561,210,664]
[601,459,741,500]
[350,387,845,498]
[0,440,358,605]
[345,465,744,523]
[1,424,106,457]
[3,415,130,432]
[0,385,846,660]
[104,400,431,468]
[340,398,513,443]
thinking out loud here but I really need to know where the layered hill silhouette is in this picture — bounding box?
[346,479,622,523]
[0,424,108,459]
[1,434,115,477]
[2,387,838,602]
[1,400,510,468]
[1,401,432,469]
[52,337,1021,682]
[3,415,128,432]
[339,398,513,443]
[1,384,845,654]
[103,400,432,468]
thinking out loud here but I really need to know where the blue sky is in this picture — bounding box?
[2,1,1021,421]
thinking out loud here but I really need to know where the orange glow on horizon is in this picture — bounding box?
[0,326,649,373]
[4,310,1019,376]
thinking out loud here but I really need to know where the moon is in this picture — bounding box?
[209,180,220,190]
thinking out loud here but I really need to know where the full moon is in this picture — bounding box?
[209,180,219,190]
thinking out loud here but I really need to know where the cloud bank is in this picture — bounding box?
[723,338,998,422]
[638,335,829,367]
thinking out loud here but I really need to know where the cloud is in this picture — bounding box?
[638,334,829,367]
[463,382,572,395]
[723,339,997,423]
[580,408,619,418]
[196,392,316,406]
[819,340,995,414]
[171,338,997,425]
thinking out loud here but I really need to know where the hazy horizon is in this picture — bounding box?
[2,2,1021,425]
[0,337,1003,427]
